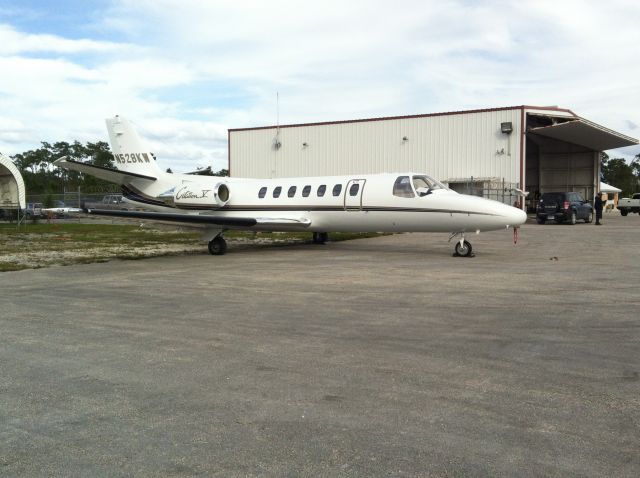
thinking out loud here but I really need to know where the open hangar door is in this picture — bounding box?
[525,134,596,210]
[524,113,637,211]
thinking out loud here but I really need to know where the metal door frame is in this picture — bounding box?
[344,179,366,211]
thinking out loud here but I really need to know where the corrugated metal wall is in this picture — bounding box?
[230,108,523,185]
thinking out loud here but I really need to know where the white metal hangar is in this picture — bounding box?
[0,152,26,213]
[228,105,638,207]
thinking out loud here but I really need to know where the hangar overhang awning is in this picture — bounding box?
[528,117,638,151]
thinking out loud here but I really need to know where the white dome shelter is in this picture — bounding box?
[0,152,26,214]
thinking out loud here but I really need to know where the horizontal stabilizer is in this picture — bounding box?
[54,157,157,185]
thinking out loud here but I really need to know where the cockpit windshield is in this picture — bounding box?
[412,175,447,196]
[393,175,449,198]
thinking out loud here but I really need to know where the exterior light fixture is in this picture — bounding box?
[302,142,308,147]
[501,122,513,134]
[402,136,408,141]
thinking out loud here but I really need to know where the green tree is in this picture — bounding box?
[10,140,116,195]
[80,141,117,193]
[601,155,639,197]
[631,153,640,177]
[186,166,228,176]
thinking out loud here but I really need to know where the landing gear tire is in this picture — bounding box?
[312,232,329,244]
[208,236,227,255]
[454,240,473,257]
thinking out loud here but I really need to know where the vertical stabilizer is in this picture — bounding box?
[106,116,161,178]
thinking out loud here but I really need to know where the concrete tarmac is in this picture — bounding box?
[1,214,639,477]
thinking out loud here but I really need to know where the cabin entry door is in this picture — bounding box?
[344,179,366,211]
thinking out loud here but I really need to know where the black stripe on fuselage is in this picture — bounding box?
[121,185,168,207]
[219,205,497,216]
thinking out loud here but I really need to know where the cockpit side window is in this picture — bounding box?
[393,176,415,198]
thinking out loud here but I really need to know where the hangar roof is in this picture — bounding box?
[528,116,638,151]
[230,105,574,132]
[229,104,638,152]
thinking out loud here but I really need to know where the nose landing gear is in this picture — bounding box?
[449,232,474,257]
[454,239,473,257]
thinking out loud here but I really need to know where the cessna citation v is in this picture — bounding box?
[55,116,527,256]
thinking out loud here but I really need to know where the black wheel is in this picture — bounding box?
[454,240,472,257]
[536,217,545,224]
[312,232,328,244]
[585,211,593,223]
[570,211,577,225]
[208,236,227,255]
[620,210,628,216]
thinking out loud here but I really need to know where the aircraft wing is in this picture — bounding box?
[54,157,157,185]
[253,217,312,226]
[83,208,312,228]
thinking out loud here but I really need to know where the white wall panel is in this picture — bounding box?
[230,108,525,186]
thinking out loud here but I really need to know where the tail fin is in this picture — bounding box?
[107,116,162,177]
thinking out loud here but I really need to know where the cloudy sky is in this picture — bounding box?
[1,0,638,172]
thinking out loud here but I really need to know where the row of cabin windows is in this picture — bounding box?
[258,183,360,199]
[256,175,445,200]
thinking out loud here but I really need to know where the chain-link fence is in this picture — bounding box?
[25,189,120,208]
[447,179,523,208]
[1,188,122,223]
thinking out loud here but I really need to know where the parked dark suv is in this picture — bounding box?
[537,192,593,224]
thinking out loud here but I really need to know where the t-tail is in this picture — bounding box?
[53,116,164,188]
[106,116,162,178]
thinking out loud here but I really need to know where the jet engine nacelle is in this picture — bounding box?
[172,181,230,209]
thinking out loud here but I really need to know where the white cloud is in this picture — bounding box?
[1,0,639,171]
[0,23,128,55]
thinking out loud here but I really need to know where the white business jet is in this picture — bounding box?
[54,116,526,256]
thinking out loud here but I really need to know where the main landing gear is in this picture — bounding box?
[449,232,474,257]
[312,232,329,244]
[208,235,227,255]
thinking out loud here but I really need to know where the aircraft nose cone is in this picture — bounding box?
[509,207,527,226]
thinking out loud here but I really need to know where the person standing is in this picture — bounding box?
[594,192,604,225]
